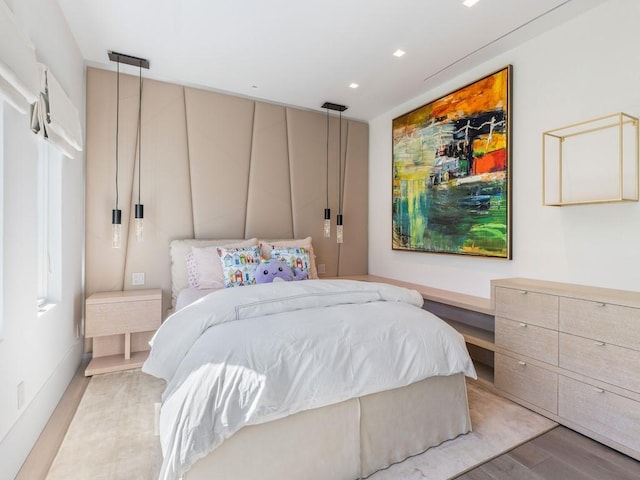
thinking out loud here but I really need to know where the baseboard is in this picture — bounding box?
[0,339,84,480]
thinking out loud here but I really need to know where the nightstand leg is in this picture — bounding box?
[124,332,131,360]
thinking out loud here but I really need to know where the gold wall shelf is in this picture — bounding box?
[542,112,639,206]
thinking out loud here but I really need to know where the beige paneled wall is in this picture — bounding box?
[86,67,368,312]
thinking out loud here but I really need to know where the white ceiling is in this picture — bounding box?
[57,0,605,121]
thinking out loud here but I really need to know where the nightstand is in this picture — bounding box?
[84,289,162,376]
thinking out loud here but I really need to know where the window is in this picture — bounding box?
[37,139,61,312]
[0,101,3,337]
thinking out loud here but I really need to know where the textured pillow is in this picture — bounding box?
[259,237,319,279]
[185,251,199,287]
[217,246,262,288]
[269,246,312,277]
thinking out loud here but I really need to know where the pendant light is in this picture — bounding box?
[323,107,331,237]
[111,58,122,249]
[134,62,144,242]
[107,51,149,248]
[320,102,348,242]
[337,106,348,244]
[337,109,344,244]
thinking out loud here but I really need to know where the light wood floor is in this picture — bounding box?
[455,425,640,480]
[16,362,640,480]
[15,361,90,480]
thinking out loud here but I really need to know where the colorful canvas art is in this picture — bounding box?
[392,66,512,258]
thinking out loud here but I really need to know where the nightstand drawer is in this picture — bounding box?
[495,352,558,414]
[559,333,640,393]
[559,376,640,452]
[560,297,640,351]
[495,287,558,329]
[86,299,160,337]
[495,316,558,365]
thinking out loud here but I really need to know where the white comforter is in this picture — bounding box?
[142,279,476,480]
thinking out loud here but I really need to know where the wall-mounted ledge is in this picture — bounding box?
[339,274,494,316]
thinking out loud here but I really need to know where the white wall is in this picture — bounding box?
[0,1,84,478]
[369,0,640,299]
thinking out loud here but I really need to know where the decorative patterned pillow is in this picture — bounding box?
[269,246,312,277]
[259,237,319,279]
[216,246,262,288]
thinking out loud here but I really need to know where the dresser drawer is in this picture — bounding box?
[86,299,161,337]
[559,333,640,393]
[559,376,640,453]
[495,287,558,329]
[495,317,558,365]
[495,352,558,414]
[560,297,640,351]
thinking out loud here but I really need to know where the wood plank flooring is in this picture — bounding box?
[455,426,640,480]
[15,360,90,480]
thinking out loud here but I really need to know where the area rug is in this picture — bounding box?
[46,371,556,480]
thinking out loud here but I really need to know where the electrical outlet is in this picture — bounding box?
[317,263,326,274]
[17,381,25,410]
[132,272,145,286]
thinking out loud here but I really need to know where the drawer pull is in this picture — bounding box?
[594,341,606,347]
[519,322,527,328]
[593,387,605,393]
[596,302,606,307]
[519,290,528,295]
[518,361,527,366]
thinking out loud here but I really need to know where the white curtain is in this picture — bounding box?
[31,65,83,159]
[0,0,40,113]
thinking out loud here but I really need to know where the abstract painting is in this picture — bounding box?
[392,66,511,258]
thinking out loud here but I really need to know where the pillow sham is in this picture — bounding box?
[216,245,262,288]
[259,236,319,279]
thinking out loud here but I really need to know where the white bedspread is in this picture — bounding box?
[142,279,476,480]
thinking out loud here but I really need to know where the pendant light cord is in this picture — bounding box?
[137,63,142,205]
[325,109,329,209]
[115,59,120,210]
[338,111,343,214]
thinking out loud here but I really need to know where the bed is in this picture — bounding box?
[142,239,476,480]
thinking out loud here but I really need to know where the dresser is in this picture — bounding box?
[85,289,162,376]
[492,278,640,461]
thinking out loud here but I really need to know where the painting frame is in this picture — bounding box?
[392,65,512,259]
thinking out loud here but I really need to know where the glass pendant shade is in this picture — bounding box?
[336,214,344,244]
[109,52,149,251]
[323,208,331,238]
[111,209,122,249]
[135,203,144,242]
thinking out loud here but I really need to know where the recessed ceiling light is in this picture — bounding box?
[349,83,359,89]
[393,49,406,58]
[463,0,480,7]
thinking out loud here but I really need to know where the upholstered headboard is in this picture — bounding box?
[85,67,368,315]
